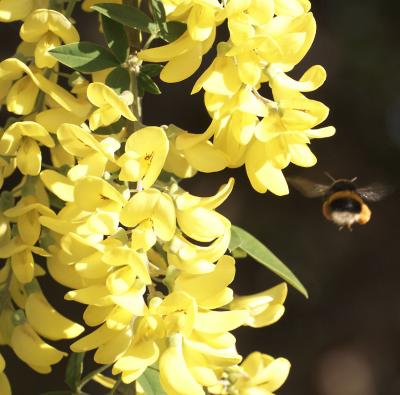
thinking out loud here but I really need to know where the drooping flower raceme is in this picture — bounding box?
[0,0,332,394]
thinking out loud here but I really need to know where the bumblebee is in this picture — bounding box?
[287,175,391,229]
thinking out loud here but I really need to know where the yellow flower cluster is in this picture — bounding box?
[140,0,335,194]
[0,0,331,393]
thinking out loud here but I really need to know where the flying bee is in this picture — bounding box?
[287,175,392,230]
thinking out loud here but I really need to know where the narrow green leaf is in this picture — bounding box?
[149,0,166,25]
[230,225,308,298]
[138,367,166,395]
[105,66,130,94]
[141,63,163,77]
[49,42,120,72]
[138,72,161,95]
[92,4,157,34]
[101,14,129,63]
[160,21,186,42]
[65,352,85,391]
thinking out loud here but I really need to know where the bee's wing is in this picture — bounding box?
[357,183,394,202]
[287,176,330,198]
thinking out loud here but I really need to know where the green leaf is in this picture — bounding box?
[92,4,157,34]
[230,225,308,298]
[160,21,187,42]
[65,352,85,391]
[101,14,129,63]
[138,72,161,95]
[141,63,163,77]
[105,66,130,94]
[49,42,120,72]
[149,0,166,25]
[138,366,166,395]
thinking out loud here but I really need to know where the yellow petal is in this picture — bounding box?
[34,32,61,69]
[161,44,202,83]
[0,0,32,22]
[11,323,66,372]
[16,138,41,176]
[7,75,39,115]
[160,338,205,395]
[25,292,85,340]
[94,326,132,364]
[20,9,79,43]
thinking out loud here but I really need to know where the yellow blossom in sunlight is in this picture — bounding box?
[11,322,67,373]
[0,353,11,395]
[120,189,176,243]
[139,30,216,83]
[4,195,55,245]
[230,352,291,395]
[175,177,233,243]
[0,236,50,283]
[6,72,40,115]
[20,9,80,68]
[87,82,136,130]
[25,291,85,340]
[118,126,169,188]
[230,283,288,328]
[0,0,32,22]
[0,58,90,115]
[163,124,197,178]
[174,255,236,309]
[0,121,54,176]
[55,123,119,180]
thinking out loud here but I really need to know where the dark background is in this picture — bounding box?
[2,1,400,394]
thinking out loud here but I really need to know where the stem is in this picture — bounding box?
[123,0,142,49]
[34,69,51,113]
[129,63,142,121]
[78,364,112,391]
[65,0,80,18]
[123,0,143,123]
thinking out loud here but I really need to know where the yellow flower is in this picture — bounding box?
[0,0,32,22]
[87,82,136,130]
[118,126,169,188]
[0,353,11,395]
[139,30,216,83]
[56,123,118,180]
[160,334,205,395]
[0,58,90,115]
[4,195,55,246]
[6,72,39,115]
[11,322,67,373]
[120,189,176,242]
[163,125,197,179]
[0,121,54,176]
[174,177,233,243]
[231,352,291,394]
[230,283,287,328]
[20,9,80,69]
[25,291,84,340]
[0,236,50,283]
[174,255,235,309]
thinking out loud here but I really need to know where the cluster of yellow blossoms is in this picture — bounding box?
[0,0,333,394]
[140,0,335,194]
